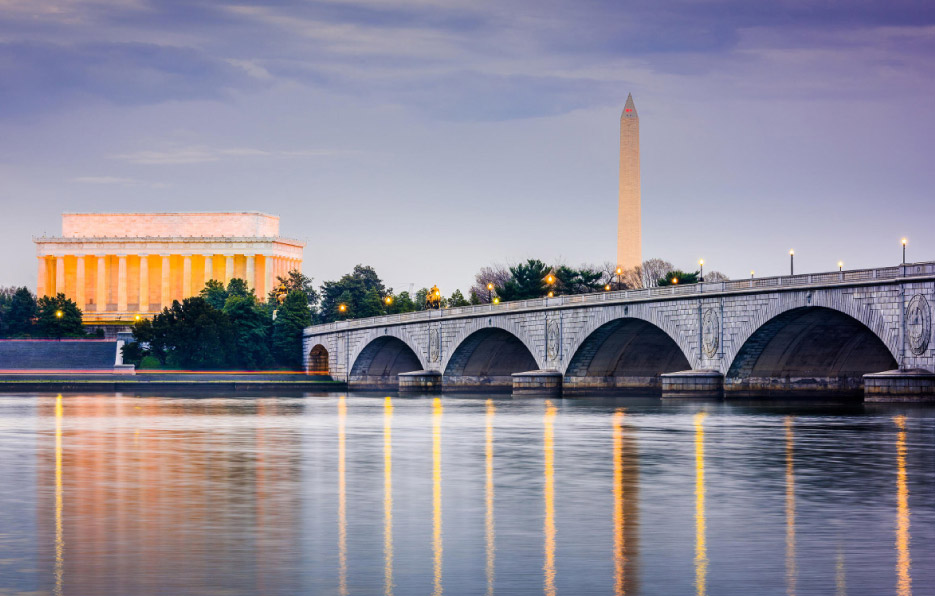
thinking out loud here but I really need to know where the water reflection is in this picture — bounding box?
[612,409,639,596]
[895,415,912,596]
[432,397,443,596]
[338,395,348,596]
[54,394,64,596]
[544,400,557,596]
[384,397,394,596]
[15,394,934,596]
[485,399,496,596]
[785,416,797,596]
[694,412,707,596]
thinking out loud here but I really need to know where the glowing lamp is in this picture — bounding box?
[487,283,494,290]
[605,284,611,291]
[385,296,393,305]
[547,291,554,298]
[338,304,347,313]
[493,297,500,304]
[672,277,679,285]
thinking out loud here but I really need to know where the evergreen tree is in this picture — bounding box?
[224,295,274,369]
[272,290,313,369]
[448,289,470,307]
[319,265,387,322]
[4,287,37,337]
[36,293,84,338]
[497,259,550,301]
[657,270,700,286]
[200,279,229,310]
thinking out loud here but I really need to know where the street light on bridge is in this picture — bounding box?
[699,259,704,282]
[838,261,843,272]
[487,282,494,303]
[789,249,795,276]
[902,238,908,264]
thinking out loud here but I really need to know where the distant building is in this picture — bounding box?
[617,93,641,271]
[34,212,304,330]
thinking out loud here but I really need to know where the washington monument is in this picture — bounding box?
[617,93,641,271]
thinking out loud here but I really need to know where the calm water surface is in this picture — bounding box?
[0,393,932,595]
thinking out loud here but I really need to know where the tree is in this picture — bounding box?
[36,293,84,338]
[497,259,550,302]
[133,298,234,369]
[641,259,674,288]
[3,287,37,337]
[469,265,511,304]
[703,270,729,282]
[268,269,320,308]
[657,270,700,286]
[200,279,229,310]
[319,265,387,323]
[448,289,470,307]
[386,291,417,314]
[272,290,313,369]
[224,295,274,369]
[553,265,604,295]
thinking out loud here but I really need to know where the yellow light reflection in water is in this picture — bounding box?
[785,416,796,596]
[612,409,626,596]
[432,398,443,596]
[384,397,394,596]
[836,550,847,596]
[894,415,912,596]
[54,394,64,596]
[485,399,496,596]
[544,401,557,596]
[694,412,707,596]
[338,396,348,596]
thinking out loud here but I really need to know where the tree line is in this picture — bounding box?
[0,287,93,338]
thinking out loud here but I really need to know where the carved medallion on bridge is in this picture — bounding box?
[429,328,441,362]
[906,294,931,356]
[702,308,719,358]
[546,318,560,361]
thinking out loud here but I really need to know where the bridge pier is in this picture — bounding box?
[398,370,443,393]
[864,369,935,402]
[512,370,563,397]
[660,370,724,399]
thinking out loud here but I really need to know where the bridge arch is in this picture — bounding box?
[563,316,692,394]
[726,305,897,396]
[560,304,696,373]
[307,344,330,375]
[348,327,427,390]
[442,321,540,391]
[440,317,543,373]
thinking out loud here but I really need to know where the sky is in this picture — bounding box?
[2,0,934,295]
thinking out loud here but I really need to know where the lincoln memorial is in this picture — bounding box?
[34,212,305,328]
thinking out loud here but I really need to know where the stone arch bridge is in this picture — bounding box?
[303,262,935,401]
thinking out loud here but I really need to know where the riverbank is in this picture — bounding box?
[0,372,346,392]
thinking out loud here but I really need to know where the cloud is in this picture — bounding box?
[0,41,259,117]
[111,145,359,165]
[72,176,140,185]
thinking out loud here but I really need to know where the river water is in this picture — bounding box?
[0,393,932,596]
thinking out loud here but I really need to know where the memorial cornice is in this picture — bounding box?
[34,236,305,258]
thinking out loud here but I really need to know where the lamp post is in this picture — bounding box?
[902,238,907,264]
[789,249,795,276]
[838,261,843,272]
[615,267,623,290]
[487,282,494,304]
[604,284,611,292]
[338,303,347,319]
[699,259,704,283]
[750,270,755,279]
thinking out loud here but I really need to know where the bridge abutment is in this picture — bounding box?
[660,370,724,399]
[864,369,935,402]
[512,370,563,396]
[398,370,443,393]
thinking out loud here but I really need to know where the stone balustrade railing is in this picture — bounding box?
[305,261,935,334]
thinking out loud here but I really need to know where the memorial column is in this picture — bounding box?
[246,255,256,291]
[117,256,128,312]
[204,255,214,285]
[161,255,171,308]
[55,256,65,296]
[225,255,234,284]
[182,256,192,299]
[264,256,273,300]
[37,257,48,298]
[76,256,86,310]
[97,256,107,313]
[139,256,149,312]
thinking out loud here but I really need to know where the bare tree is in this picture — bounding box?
[640,258,674,288]
[470,264,512,303]
[702,270,729,282]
